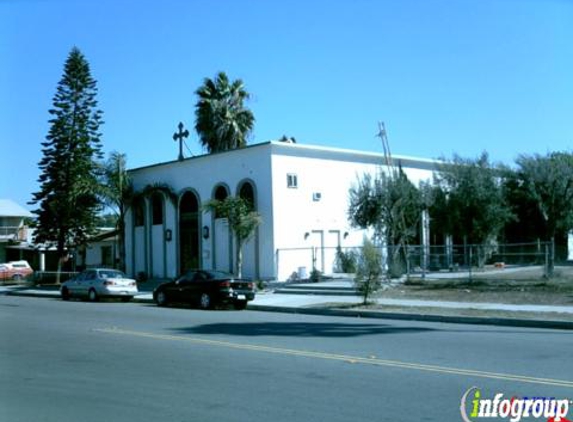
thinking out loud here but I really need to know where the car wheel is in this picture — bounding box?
[155,291,168,307]
[233,300,248,310]
[121,297,132,303]
[199,293,212,310]
[12,274,22,281]
[61,287,70,301]
[88,288,99,302]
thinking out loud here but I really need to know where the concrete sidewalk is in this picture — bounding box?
[2,281,573,329]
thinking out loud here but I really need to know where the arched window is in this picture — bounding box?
[151,193,164,225]
[238,181,255,211]
[134,198,145,227]
[213,185,229,218]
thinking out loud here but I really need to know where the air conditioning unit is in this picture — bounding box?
[312,192,322,202]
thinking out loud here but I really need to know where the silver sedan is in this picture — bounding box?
[60,268,138,302]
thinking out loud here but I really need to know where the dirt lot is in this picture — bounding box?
[379,265,573,306]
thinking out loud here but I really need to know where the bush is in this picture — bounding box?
[354,238,383,304]
[335,247,357,273]
[310,268,322,283]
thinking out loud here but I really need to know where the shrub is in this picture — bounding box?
[335,246,357,273]
[354,238,383,304]
[310,268,322,283]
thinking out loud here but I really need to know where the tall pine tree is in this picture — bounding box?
[30,47,103,280]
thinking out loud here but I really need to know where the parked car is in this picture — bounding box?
[153,270,255,310]
[60,268,138,302]
[0,260,34,282]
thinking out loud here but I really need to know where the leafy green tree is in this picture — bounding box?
[29,47,103,282]
[204,196,262,278]
[354,237,383,305]
[195,72,255,153]
[514,152,573,241]
[433,152,513,255]
[348,167,423,276]
[501,166,546,243]
[100,151,133,271]
[511,152,573,272]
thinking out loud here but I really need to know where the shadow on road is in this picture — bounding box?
[172,322,437,338]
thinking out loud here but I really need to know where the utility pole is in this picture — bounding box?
[376,121,395,177]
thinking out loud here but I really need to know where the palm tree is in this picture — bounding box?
[100,151,133,272]
[194,72,255,153]
[203,196,261,278]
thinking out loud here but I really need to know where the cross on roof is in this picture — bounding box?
[173,122,189,161]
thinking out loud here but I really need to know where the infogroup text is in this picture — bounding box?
[460,387,571,422]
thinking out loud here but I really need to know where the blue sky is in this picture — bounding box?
[1,0,572,209]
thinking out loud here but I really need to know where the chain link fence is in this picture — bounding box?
[276,241,557,282]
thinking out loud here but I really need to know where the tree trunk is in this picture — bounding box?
[547,237,555,278]
[235,238,243,278]
[118,212,126,272]
[56,255,64,285]
[56,237,66,285]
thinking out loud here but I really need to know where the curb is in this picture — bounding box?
[247,305,573,330]
[6,290,573,330]
[4,290,156,303]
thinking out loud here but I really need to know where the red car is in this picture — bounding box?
[0,260,34,282]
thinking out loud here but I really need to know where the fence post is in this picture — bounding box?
[544,243,549,278]
[406,246,411,281]
[275,249,280,281]
[422,245,424,280]
[468,246,473,283]
[312,247,316,272]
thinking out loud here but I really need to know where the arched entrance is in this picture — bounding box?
[179,191,200,274]
[150,192,165,277]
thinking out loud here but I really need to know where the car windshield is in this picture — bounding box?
[98,270,125,279]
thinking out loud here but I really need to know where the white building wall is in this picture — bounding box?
[134,227,146,276]
[126,142,438,281]
[164,202,177,278]
[150,225,164,278]
[269,143,436,280]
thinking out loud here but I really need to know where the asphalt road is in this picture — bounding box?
[1,295,572,422]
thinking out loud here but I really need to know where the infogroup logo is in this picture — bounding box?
[460,387,572,422]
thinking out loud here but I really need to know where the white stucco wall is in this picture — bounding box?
[269,143,436,280]
[83,240,118,268]
[150,225,164,278]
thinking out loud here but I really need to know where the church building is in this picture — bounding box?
[125,141,438,281]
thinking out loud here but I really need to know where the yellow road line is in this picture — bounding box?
[95,327,573,389]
